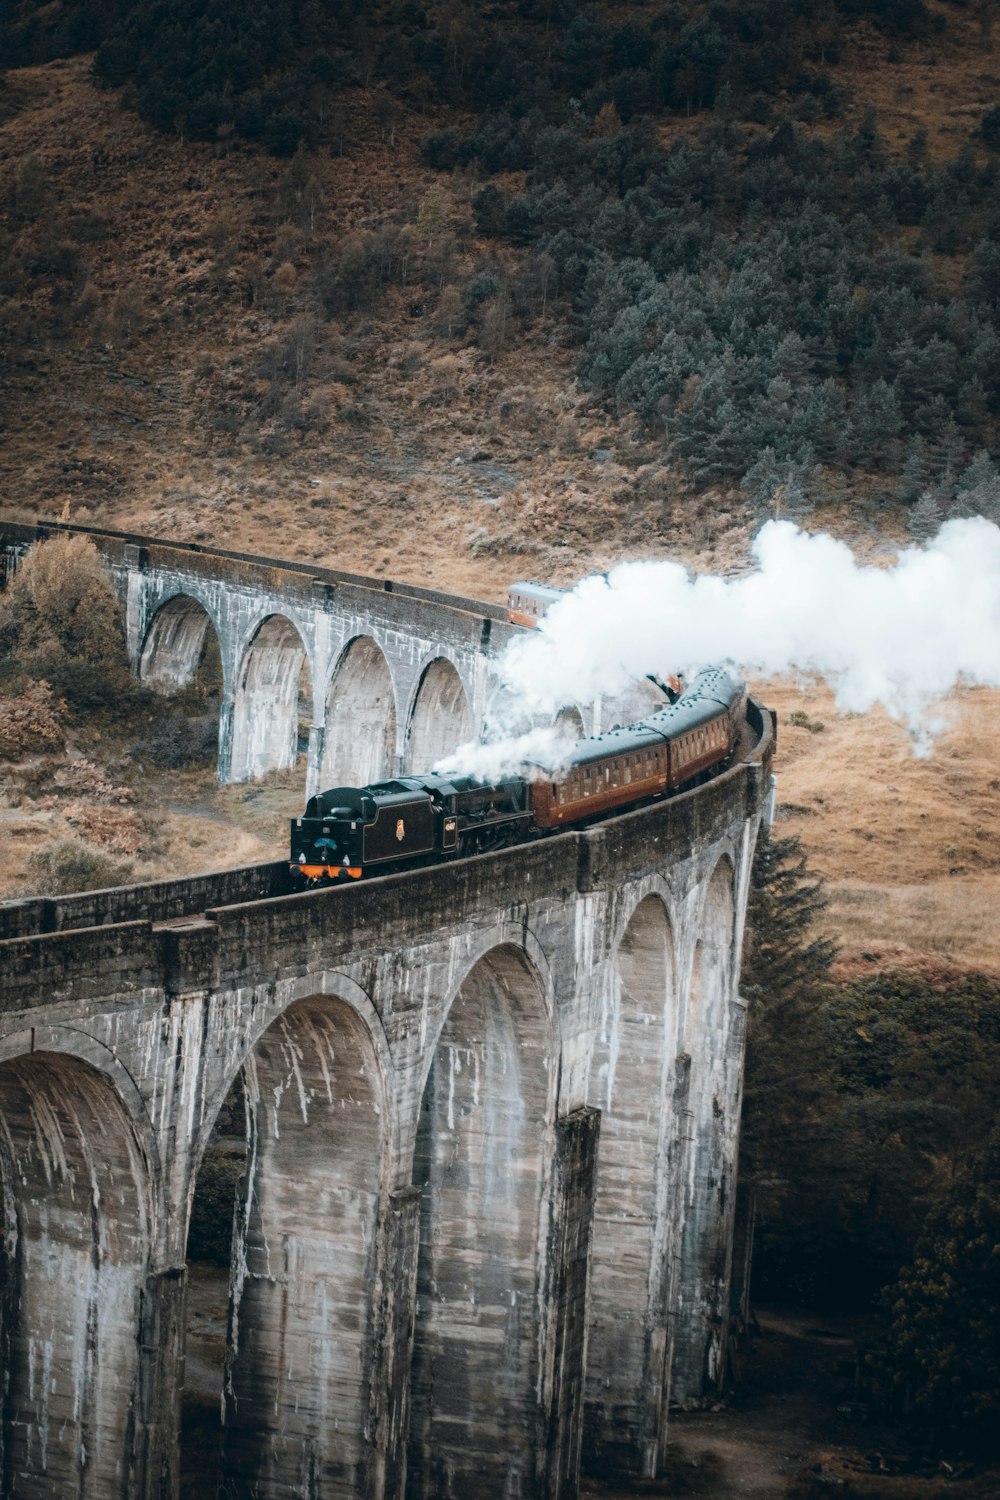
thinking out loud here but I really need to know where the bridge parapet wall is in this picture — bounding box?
[0,859,290,940]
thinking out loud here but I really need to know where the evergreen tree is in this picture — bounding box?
[741,834,836,1012]
[896,434,927,504]
[951,450,1000,521]
[776,469,812,524]
[741,447,782,511]
[878,1129,1000,1457]
[933,415,966,484]
[848,377,902,467]
[907,489,943,542]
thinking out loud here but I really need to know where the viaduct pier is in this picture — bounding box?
[0,519,775,1500]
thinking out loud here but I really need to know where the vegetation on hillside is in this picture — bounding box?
[741,831,1000,1457]
[3,2,1000,530]
[878,1128,1000,1455]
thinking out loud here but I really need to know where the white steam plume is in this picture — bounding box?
[436,724,578,783]
[437,517,1000,776]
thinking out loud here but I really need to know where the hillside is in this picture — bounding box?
[1,1,999,965]
[2,1,1000,593]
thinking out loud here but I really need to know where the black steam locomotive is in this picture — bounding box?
[290,667,747,883]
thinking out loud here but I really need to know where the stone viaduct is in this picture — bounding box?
[0,519,775,1500]
[0,520,661,795]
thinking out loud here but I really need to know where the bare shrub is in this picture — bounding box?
[555,416,579,453]
[0,682,65,759]
[103,282,146,344]
[431,284,465,338]
[495,386,546,433]
[52,758,134,802]
[0,534,136,712]
[11,154,48,220]
[129,712,218,769]
[468,529,545,558]
[426,353,462,403]
[24,838,134,894]
[63,803,146,856]
[512,253,556,321]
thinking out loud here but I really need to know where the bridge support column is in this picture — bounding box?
[545,1107,601,1500]
[670,1001,747,1406]
[216,687,235,782]
[306,723,324,800]
[703,997,749,1391]
[134,1267,187,1500]
[373,1188,421,1500]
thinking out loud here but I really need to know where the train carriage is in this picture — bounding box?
[506,581,566,628]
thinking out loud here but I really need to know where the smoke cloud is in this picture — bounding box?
[438,518,1000,776]
[436,724,578,783]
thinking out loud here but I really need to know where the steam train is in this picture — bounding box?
[290,667,747,883]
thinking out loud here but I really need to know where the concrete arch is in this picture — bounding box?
[139,591,225,693]
[219,994,388,1499]
[0,1051,152,1498]
[230,612,313,782]
[0,1026,160,1181]
[192,973,395,1182]
[684,855,737,1046]
[413,922,556,1114]
[321,634,399,788]
[407,942,555,1499]
[672,855,738,1406]
[554,704,585,740]
[404,654,473,772]
[585,893,678,1479]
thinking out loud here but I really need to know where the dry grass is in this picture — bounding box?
[763,677,1000,967]
[836,6,1000,167]
[3,8,997,604]
[0,748,302,898]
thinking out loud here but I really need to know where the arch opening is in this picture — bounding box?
[140,593,222,694]
[321,636,397,788]
[554,704,585,741]
[407,945,552,1499]
[138,594,224,771]
[181,998,386,1500]
[0,1053,150,1499]
[179,1073,246,1499]
[602,677,669,733]
[584,896,676,1478]
[230,614,312,783]
[671,859,737,1407]
[405,657,472,772]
